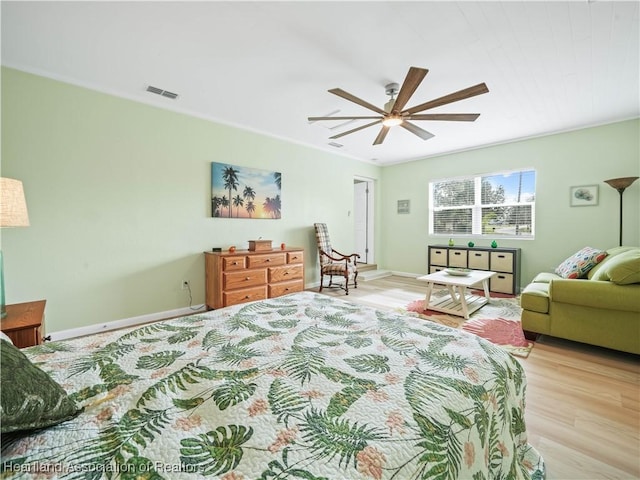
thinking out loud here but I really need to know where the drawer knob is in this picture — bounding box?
[233,262,239,265]
[245,277,250,280]
[284,272,289,275]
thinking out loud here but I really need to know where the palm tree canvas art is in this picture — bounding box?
[211,163,282,219]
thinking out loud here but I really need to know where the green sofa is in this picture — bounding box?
[520,246,640,354]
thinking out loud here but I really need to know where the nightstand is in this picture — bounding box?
[1,300,46,348]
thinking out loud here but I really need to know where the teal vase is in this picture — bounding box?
[491,240,498,248]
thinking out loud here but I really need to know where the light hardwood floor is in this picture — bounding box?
[310,275,640,480]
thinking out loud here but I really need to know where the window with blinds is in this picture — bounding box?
[429,169,536,238]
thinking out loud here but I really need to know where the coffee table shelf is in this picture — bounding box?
[417,270,497,319]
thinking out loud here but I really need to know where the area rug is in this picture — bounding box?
[404,291,534,358]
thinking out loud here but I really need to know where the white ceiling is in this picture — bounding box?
[2,1,639,165]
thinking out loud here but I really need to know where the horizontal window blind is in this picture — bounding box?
[429,169,536,238]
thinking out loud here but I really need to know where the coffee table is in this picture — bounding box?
[417,269,497,319]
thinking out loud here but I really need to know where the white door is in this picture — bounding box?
[354,178,374,264]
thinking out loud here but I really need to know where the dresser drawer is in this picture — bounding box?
[490,273,514,294]
[468,250,489,270]
[223,256,246,271]
[287,251,304,264]
[269,264,303,283]
[449,249,467,268]
[269,279,304,297]
[491,252,514,273]
[247,253,286,268]
[224,286,267,306]
[224,269,267,290]
[430,248,448,266]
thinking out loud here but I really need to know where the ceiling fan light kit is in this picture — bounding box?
[308,67,489,146]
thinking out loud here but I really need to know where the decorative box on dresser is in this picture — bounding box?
[205,248,305,309]
[1,300,46,348]
[428,244,521,295]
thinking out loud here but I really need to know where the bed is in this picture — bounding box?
[1,291,545,479]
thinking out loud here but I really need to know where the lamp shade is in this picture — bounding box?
[604,176,639,192]
[0,178,30,227]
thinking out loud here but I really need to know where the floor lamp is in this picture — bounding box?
[0,178,30,319]
[604,176,639,247]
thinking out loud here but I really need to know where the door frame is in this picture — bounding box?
[353,176,375,264]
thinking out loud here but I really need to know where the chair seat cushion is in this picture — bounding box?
[322,262,357,275]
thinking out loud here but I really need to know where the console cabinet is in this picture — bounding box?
[205,248,304,309]
[428,244,521,294]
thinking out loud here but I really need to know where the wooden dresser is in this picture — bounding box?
[1,300,46,348]
[205,248,304,309]
[428,244,521,294]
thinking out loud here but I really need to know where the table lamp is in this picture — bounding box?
[604,176,639,247]
[0,178,30,319]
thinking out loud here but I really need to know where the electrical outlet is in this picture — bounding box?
[182,280,190,290]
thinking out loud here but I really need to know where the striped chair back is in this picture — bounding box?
[314,223,332,266]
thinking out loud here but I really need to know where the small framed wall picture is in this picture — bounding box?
[570,185,599,207]
[397,199,410,214]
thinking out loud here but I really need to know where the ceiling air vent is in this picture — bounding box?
[328,142,343,148]
[146,85,179,100]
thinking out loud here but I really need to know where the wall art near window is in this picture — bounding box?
[570,185,598,207]
[211,163,281,219]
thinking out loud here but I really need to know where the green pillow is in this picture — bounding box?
[591,249,640,285]
[1,339,83,433]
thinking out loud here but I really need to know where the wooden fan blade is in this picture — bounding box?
[329,88,387,115]
[330,120,381,139]
[392,67,428,114]
[400,121,435,141]
[404,83,489,115]
[406,113,481,121]
[308,116,382,121]
[373,125,391,145]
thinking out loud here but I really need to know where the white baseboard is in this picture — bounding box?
[48,305,207,342]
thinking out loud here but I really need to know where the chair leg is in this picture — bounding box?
[353,270,358,289]
[319,272,324,292]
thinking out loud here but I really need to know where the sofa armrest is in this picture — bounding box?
[549,279,640,312]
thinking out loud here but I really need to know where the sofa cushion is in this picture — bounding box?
[554,246,607,279]
[520,282,550,313]
[591,249,640,285]
[588,246,637,279]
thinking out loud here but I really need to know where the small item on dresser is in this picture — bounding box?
[248,240,272,251]
[280,243,286,250]
[228,246,236,253]
[491,240,498,248]
[468,241,475,247]
[211,247,222,252]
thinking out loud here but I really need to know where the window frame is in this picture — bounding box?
[428,168,536,239]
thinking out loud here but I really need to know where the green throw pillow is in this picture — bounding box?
[1,339,83,433]
[595,249,640,285]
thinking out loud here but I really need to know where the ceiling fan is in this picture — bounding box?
[308,67,489,145]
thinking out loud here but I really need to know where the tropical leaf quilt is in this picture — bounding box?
[1,292,545,479]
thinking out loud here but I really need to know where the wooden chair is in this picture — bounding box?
[314,223,359,295]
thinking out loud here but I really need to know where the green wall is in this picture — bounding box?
[3,67,639,335]
[1,67,381,332]
[379,119,640,285]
